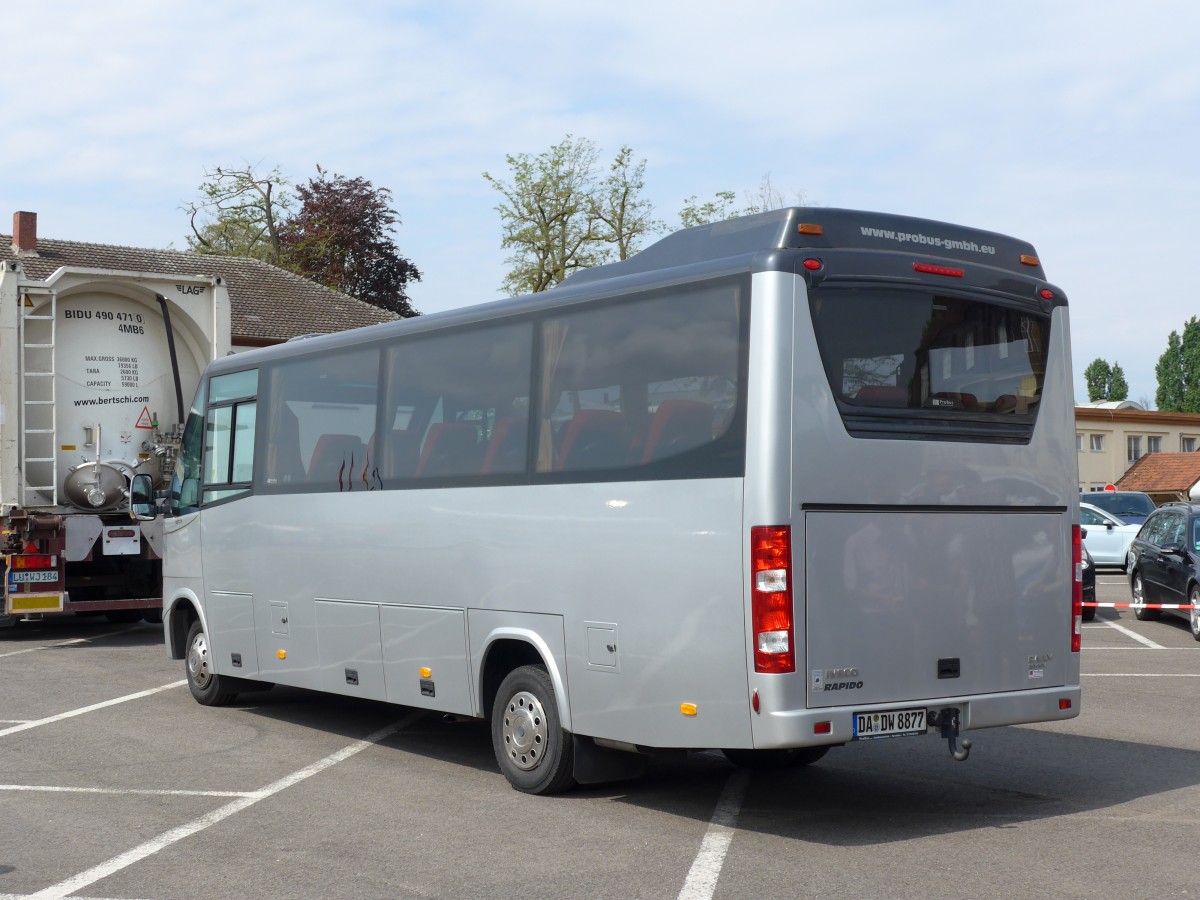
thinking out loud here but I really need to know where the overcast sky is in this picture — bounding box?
[4,1,1198,406]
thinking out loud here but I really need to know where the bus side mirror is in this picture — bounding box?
[130,473,157,521]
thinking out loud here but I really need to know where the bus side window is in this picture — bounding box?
[385,322,533,484]
[265,347,380,493]
[200,368,258,505]
[536,281,743,478]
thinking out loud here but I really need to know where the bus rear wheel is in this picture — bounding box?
[491,665,575,795]
[722,746,830,769]
[185,620,240,706]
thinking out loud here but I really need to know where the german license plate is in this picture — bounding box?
[10,570,57,584]
[853,708,927,740]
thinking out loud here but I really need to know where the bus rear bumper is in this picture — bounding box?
[750,685,1082,750]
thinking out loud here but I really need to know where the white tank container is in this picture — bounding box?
[7,275,230,512]
[56,293,198,506]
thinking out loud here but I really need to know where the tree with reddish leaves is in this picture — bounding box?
[279,166,421,317]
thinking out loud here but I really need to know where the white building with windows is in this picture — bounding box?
[1075,401,1200,491]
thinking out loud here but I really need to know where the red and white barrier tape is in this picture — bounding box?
[1083,602,1196,609]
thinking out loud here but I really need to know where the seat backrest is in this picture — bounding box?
[307,434,367,486]
[642,399,713,463]
[854,385,908,406]
[482,415,528,474]
[415,422,482,478]
[373,429,422,479]
[558,410,628,471]
[992,394,1017,413]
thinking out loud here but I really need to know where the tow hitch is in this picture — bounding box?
[931,707,972,761]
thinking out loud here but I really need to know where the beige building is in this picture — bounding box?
[1075,401,1200,492]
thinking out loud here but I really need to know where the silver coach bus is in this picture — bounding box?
[135,208,1082,794]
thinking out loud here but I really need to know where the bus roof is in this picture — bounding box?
[564,207,1045,287]
[209,207,1056,375]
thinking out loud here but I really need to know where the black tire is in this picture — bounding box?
[721,746,830,769]
[1131,572,1159,621]
[1082,599,1097,622]
[185,620,240,706]
[491,664,575,795]
[142,609,163,624]
[105,610,143,624]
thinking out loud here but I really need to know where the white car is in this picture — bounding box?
[1080,501,1142,569]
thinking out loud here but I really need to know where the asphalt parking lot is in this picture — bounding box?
[2,569,1198,900]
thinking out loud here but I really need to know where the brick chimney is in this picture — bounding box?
[12,211,37,254]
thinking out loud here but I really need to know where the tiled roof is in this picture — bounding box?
[1,234,398,342]
[1116,452,1200,493]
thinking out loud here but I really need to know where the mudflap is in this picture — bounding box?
[572,735,650,785]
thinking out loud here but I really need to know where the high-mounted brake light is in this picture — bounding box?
[913,262,964,278]
[1071,525,1082,653]
[751,525,795,673]
[797,223,823,236]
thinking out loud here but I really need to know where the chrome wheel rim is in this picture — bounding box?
[1191,590,1200,637]
[1132,575,1144,608]
[188,630,213,689]
[501,690,547,771]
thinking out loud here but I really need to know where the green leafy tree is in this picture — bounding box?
[184,163,420,316]
[280,166,421,317]
[1156,317,1200,411]
[1109,363,1129,401]
[184,164,292,263]
[679,174,807,228]
[593,146,664,262]
[1083,358,1129,402]
[483,135,602,294]
[679,190,740,229]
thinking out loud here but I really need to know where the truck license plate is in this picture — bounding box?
[853,708,927,740]
[10,570,57,584]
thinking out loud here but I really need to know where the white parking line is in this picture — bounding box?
[1083,673,1200,677]
[27,713,422,900]
[1099,618,1166,649]
[677,769,749,900]
[0,784,255,798]
[0,626,145,659]
[0,637,94,659]
[0,681,186,738]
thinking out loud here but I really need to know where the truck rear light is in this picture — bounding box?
[1071,525,1082,653]
[751,525,795,673]
[10,554,56,569]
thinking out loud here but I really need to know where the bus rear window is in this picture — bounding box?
[810,287,1050,442]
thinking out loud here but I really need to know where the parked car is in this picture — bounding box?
[1082,542,1097,622]
[1126,502,1200,640]
[1079,502,1141,569]
[1080,490,1156,526]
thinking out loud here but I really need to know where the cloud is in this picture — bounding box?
[5,0,1199,402]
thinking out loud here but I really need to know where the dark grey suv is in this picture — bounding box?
[1127,502,1200,640]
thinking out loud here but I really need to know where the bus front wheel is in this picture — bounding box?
[185,620,240,707]
[491,665,576,795]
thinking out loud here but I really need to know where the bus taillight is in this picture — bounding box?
[1071,525,1083,653]
[751,525,795,673]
